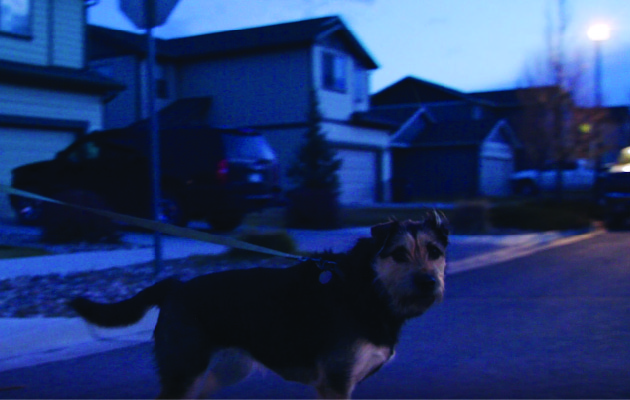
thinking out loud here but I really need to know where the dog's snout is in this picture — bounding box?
[413,274,436,292]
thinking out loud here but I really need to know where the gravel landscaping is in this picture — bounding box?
[0,229,294,319]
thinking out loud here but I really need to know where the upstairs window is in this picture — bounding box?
[1,0,31,37]
[322,51,347,92]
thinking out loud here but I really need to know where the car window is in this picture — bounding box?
[222,133,275,161]
[65,140,100,163]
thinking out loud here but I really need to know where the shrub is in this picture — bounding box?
[228,230,297,259]
[449,201,490,234]
[489,200,592,231]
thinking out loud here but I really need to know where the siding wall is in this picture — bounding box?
[0,0,84,68]
[92,56,142,129]
[0,84,103,130]
[313,44,370,121]
[178,48,311,128]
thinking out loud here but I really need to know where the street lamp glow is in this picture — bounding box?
[588,24,611,41]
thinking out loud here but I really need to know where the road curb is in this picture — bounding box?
[448,229,605,275]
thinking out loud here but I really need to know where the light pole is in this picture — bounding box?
[587,23,610,107]
[587,23,610,198]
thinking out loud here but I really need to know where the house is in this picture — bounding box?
[87,16,393,204]
[370,76,520,200]
[471,87,630,168]
[0,0,123,219]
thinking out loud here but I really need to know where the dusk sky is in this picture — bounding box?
[88,0,630,106]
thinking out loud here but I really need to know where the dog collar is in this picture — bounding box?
[305,258,345,284]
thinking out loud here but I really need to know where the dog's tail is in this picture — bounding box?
[68,278,180,328]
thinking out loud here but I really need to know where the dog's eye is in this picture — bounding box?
[426,243,443,260]
[389,247,409,262]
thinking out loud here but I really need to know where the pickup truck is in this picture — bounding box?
[511,159,596,195]
[602,147,630,230]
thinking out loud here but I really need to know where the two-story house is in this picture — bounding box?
[87,16,393,204]
[0,0,122,219]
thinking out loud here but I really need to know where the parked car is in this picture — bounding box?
[602,147,630,230]
[9,125,280,231]
[511,159,596,196]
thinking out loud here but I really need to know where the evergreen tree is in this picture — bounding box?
[286,90,342,228]
[288,90,342,195]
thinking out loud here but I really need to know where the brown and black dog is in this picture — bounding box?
[70,211,449,399]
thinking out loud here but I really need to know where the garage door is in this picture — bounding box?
[479,142,514,197]
[337,149,377,204]
[0,128,76,218]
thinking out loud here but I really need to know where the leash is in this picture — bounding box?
[0,185,343,282]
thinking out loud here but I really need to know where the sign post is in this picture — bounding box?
[119,0,180,277]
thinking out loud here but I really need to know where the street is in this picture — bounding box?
[1,231,629,399]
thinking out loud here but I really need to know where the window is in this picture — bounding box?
[1,0,31,37]
[354,68,367,103]
[322,51,347,92]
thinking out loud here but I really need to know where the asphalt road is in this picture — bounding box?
[1,232,629,399]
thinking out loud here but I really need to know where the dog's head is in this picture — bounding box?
[370,211,449,318]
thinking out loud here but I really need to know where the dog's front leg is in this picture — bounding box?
[315,384,351,399]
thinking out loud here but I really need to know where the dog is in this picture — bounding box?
[69,211,449,399]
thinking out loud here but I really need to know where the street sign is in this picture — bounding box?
[119,0,180,29]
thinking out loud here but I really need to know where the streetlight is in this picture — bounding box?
[587,23,610,198]
[587,23,610,106]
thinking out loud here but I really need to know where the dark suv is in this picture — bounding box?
[9,125,280,231]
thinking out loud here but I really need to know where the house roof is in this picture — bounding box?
[0,59,125,94]
[352,104,425,129]
[395,118,519,148]
[370,76,471,106]
[88,16,378,69]
[469,86,562,107]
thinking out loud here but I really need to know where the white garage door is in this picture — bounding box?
[0,128,76,218]
[479,142,514,197]
[337,149,377,205]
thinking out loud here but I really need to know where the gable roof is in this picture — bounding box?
[371,76,471,106]
[88,16,378,69]
[394,118,519,149]
[469,86,562,107]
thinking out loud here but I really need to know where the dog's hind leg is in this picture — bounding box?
[196,348,256,398]
[153,308,213,399]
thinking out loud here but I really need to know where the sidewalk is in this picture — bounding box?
[0,227,602,373]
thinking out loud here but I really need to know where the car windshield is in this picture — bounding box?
[222,133,275,161]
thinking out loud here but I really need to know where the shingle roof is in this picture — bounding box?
[406,119,500,147]
[88,16,378,69]
[469,86,561,107]
[370,76,471,106]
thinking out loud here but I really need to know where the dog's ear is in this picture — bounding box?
[371,220,399,246]
[425,209,450,246]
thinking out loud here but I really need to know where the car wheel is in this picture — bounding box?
[516,180,538,196]
[42,189,118,243]
[14,196,44,225]
[208,213,243,232]
[158,196,187,227]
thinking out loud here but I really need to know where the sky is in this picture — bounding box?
[88,0,630,107]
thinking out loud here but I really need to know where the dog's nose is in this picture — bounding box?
[413,274,436,293]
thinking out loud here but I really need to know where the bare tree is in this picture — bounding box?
[517,0,608,199]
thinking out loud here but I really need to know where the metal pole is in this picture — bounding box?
[594,40,603,107]
[145,0,163,277]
